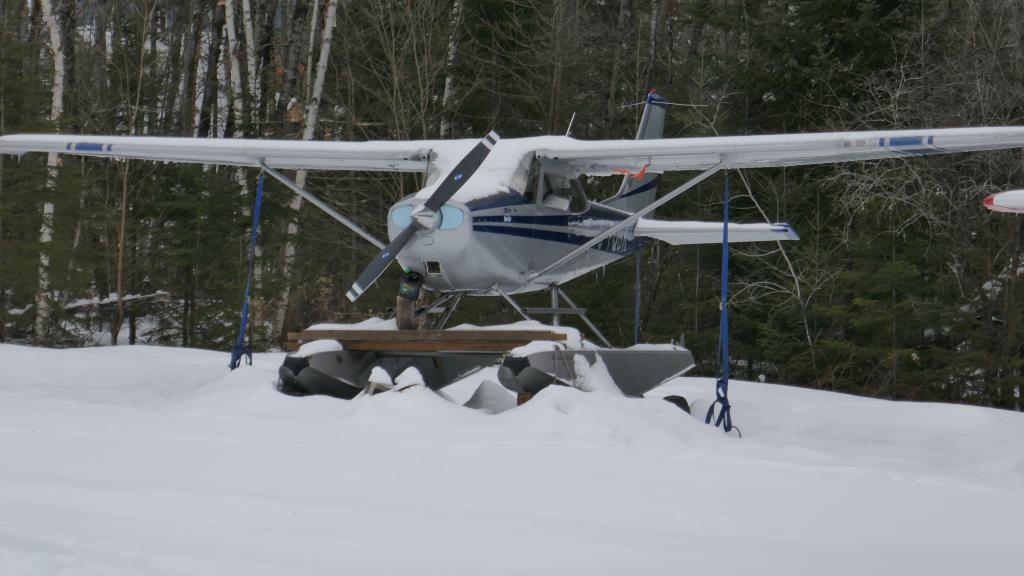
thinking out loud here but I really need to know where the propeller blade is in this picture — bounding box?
[346,226,417,302]
[424,131,499,212]
[345,131,500,303]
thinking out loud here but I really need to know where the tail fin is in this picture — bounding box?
[605,90,667,213]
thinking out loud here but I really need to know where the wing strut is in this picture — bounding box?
[527,161,724,281]
[260,162,385,250]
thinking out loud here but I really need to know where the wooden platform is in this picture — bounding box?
[286,329,567,353]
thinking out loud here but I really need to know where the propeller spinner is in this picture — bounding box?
[346,131,500,302]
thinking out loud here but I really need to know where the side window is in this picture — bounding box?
[523,173,538,204]
[523,162,545,204]
[540,174,587,213]
[523,164,587,213]
[568,179,587,212]
[541,175,570,211]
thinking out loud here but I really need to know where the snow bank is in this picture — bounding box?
[307,316,396,331]
[1,343,1022,575]
[292,338,343,358]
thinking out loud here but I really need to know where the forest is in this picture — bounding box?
[0,0,1022,410]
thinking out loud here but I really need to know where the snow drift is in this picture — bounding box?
[1,343,1022,575]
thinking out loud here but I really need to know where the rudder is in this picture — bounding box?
[605,90,667,213]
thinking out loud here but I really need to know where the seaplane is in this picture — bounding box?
[4,91,1024,402]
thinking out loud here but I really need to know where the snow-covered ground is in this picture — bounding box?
[1,343,1022,575]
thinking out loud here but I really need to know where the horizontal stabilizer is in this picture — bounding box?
[635,218,799,245]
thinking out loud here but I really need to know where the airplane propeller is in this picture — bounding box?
[345,131,500,302]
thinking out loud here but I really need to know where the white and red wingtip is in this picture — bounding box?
[984,190,1024,213]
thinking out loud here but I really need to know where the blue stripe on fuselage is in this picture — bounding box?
[472,204,629,226]
[473,224,640,254]
[74,143,105,152]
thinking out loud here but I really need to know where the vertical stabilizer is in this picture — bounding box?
[605,90,667,213]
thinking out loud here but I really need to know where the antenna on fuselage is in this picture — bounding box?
[565,112,577,137]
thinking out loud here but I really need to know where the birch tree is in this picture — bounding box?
[224,0,245,139]
[274,0,339,336]
[439,0,464,138]
[34,0,66,343]
[240,0,258,122]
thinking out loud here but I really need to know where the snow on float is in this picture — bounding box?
[278,318,695,404]
[983,189,1024,213]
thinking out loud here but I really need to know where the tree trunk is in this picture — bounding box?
[241,0,258,118]
[224,0,246,138]
[35,0,67,344]
[111,1,156,346]
[255,0,276,126]
[439,0,464,138]
[606,0,630,123]
[69,0,102,278]
[111,164,129,345]
[276,0,310,123]
[644,0,660,89]
[176,3,201,133]
[57,0,75,124]
[274,0,339,338]
[159,3,185,133]
[196,4,225,138]
[547,0,564,135]
[0,33,5,343]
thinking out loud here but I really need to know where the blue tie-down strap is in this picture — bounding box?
[230,174,265,370]
[229,300,253,370]
[705,170,737,435]
[705,377,733,433]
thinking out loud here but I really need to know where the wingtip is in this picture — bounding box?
[772,223,801,241]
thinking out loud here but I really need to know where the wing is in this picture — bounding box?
[635,219,799,245]
[535,127,1024,176]
[0,134,479,173]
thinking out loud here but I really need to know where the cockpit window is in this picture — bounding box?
[541,174,587,213]
[523,163,587,212]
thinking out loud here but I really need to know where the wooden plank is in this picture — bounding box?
[297,329,566,343]
[285,342,300,352]
[286,332,302,342]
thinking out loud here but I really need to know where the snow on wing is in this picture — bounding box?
[0,134,479,173]
[533,127,1024,175]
